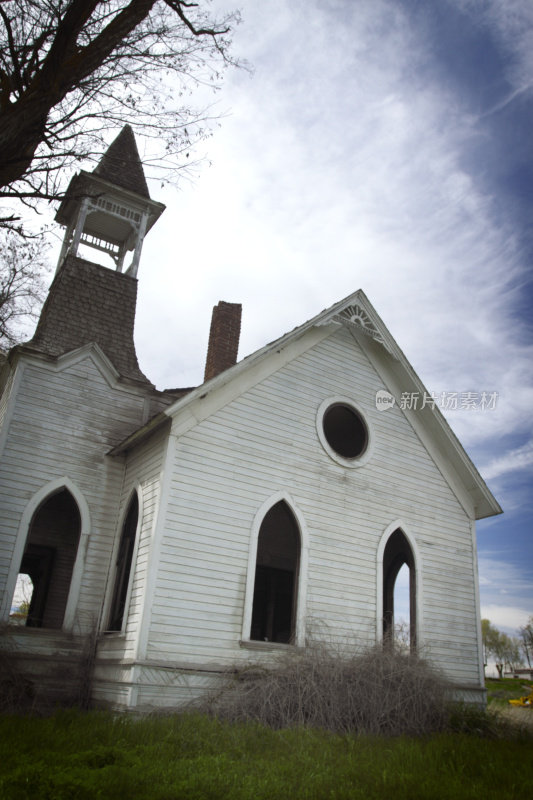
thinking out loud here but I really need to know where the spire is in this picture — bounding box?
[93,125,150,199]
[55,126,165,276]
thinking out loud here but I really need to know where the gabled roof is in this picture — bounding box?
[114,289,502,521]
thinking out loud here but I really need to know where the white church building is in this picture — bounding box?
[0,127,501,710]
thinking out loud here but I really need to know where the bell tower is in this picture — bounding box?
[55,125,165,277]
[27,126,164,386]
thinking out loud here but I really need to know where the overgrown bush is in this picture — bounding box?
[197,644,452,736]
[0,646,35,714]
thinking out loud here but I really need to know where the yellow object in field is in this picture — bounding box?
[509,687,533,707]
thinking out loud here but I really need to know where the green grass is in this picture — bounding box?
[0,710,532,800]
[486,677,533,708]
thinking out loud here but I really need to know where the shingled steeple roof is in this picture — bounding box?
[93,125,150,198]
[28,255,154,386]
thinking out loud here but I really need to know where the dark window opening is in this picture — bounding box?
[107,494,139,632]
[382,529,416,652]
[250,501,300,644]
[323,403,368,459]
[10,490,81,629]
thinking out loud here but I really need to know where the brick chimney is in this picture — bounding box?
[204,301,242,382]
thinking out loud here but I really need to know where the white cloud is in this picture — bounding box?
[480,604,530,633]
[464,0,533,90]
[482,439,533,481]
[478,553,532,633]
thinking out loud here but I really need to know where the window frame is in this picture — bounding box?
[241,492,309,649]
[104,489,142,634]
[376,520,423,651]
[316,396,374,468]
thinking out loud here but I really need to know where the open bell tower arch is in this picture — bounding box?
[55,125,165,277]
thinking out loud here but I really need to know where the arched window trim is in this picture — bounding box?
[2,477,90,628]
[241,491,309,648]
[103,486,143,634]
[375,520,424,648]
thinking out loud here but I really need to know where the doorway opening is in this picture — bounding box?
[11,489,81,629]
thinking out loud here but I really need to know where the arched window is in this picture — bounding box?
[13,489,81,629]
[382,528,416,651]
[107,493,139,632]
[250,501,300,644]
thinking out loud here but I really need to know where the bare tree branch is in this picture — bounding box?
[0,228,51,348]
[0,0,241,205]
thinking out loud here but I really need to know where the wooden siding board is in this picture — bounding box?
[138,327,482,687]
[98,422,168,661]
[2,319,483,697]
[0,354,147,631]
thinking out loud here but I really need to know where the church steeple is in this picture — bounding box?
[26,128,164,386]
[55,126,165,276]
[93,125,150,198]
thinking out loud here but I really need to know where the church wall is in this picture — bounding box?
[97,422,169,665]
[0,353,148,631]
[0,363,22,589]
[0,362,17,431]
[144,326,481,694]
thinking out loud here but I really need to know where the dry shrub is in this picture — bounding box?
[0,646,35,714]
[199,644,451,736]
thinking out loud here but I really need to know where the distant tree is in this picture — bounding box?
[482,618,522,678]
[518,616,533,668]
[0,229,50,348]
[0,1,239,226]
[393,619,411,654]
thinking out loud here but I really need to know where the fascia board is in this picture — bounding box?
[162,288,368,422]
[349,301,502,521]
[167,325,333,437]
[85,172,166,224]
[57,171,165,231]
[108,412,170,457]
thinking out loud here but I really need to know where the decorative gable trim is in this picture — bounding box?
[318,302,394,354]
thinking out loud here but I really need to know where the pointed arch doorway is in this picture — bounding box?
[15,489,81,629]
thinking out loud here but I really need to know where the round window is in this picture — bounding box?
[322,403,368,459]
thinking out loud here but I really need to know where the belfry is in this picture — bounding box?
[55,125,164,276]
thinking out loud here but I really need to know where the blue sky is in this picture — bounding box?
[55,1,533,635]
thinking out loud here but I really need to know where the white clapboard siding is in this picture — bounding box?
[97,422,168,664]
[0,364,17,432]
[142,325,482,688]
[0,353,147,631]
